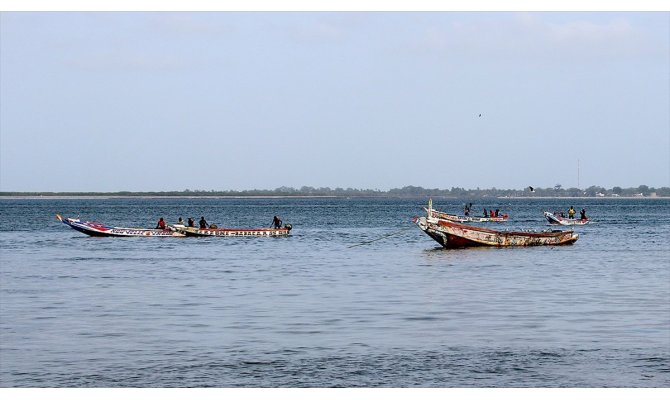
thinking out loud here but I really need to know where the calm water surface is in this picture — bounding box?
[1,197,668,387]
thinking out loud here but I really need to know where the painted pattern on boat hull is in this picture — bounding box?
[56,214,185,237]
[415,217,578,248]
[172,225,292,237]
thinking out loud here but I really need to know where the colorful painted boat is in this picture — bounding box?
[56,214,185,237]
[424,207,509,223]
[171,224,292,237]
[414,200,578,248]
[544,211,590,226]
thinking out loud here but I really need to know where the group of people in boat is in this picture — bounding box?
[464,203,587,220]
[554,206,588,220]
[156,216,208,229]
[482,209,502,218]
[464,203,505,218]
[154,215,284,230]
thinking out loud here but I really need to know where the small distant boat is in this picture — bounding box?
[56,214,185,237]
[414,200,578,248]
[425,207,509,223]
[171,224,292,237]
[544,211,590,226]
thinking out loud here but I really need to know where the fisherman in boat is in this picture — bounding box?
[483,209,488,217]
[156,217,166,229]
[568,206,576,219]
[464,203,471,216]
[177,217,184,225]
[580,208,587,220]
[187,217,195,227]
[494,209,500,218]
[271,215,283,229]
[199,216,209,229]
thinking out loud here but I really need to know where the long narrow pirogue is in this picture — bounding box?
[424,207,509,223]
[544,211,590,225]
[171,225,291,237]
[56,214,292,238]
[414,200,578,248]
[56,214,185,237]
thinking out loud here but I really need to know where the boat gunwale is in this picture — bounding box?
[433,217,574,238]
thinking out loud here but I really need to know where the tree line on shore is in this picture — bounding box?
[1,184,668,198]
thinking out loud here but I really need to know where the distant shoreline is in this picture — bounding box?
[0,195,667,200]
[0,195,340,200]
[2,184,668,199]
[3,185,667,199]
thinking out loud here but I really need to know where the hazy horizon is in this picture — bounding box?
[1,11,668,192]
[0,182,666,195]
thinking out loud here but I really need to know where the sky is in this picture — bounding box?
[1,6,669,192]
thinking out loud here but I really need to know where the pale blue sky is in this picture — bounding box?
[1,11,668,192]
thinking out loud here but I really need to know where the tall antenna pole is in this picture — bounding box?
[577,158,580,189]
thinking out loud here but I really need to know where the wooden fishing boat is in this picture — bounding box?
[424,207,509,223]
[414,200,578,248]
[171,224,292,237]
[56,214,185,237]
[544,211,590,226]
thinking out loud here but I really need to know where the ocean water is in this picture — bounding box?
[0,197,668,387]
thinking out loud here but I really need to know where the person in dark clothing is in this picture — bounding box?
[187,217,195,227]
[580,209,587,220]
[271,215,282,229]
[199,216,208,229]
[156,217,166,229]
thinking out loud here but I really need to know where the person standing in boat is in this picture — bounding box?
[568,206,576,219]
[271,215,283,229]
[187,217,195,227]
[199,216,209,229]
[580,208,587,220]
[483,209,488,217]
[156,217,166,229]
[464,203,471,216]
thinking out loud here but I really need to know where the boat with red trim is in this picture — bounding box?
[414,200,578,248]
[171,224,292,237]
[56,214,185,237]
[544,211,590,226]
[425,207,509,223]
